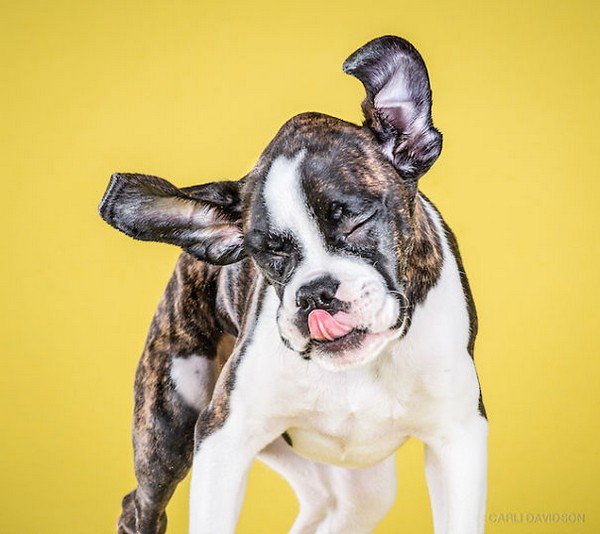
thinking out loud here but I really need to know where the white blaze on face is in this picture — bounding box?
[263,150,329,270]
[262,152,400,359]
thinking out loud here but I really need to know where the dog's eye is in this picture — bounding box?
[330,202,345,221]
[266,235,284,252]
[342,209,378,238]
[270,255,285,274]
[266,233,295,256]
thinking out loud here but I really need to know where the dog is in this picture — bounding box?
[100,35,487,534]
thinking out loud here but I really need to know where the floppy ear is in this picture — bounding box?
[98,173,245,265]
[343,35,442,182]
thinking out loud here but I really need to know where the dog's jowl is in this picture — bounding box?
[100,35,487,534]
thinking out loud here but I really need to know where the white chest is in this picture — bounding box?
[273,228,479,467]
[285,356,414,467]
[236,199,480,467]
[283,335,478,467]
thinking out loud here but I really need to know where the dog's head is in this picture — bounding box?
[100,36,442,370]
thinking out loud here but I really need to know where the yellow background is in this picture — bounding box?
[2,1,598,532]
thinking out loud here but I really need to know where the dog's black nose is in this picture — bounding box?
[296,276,341,313]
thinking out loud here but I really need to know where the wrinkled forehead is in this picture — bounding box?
[246,114,397,230]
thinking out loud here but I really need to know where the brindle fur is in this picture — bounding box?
[118,254,230,533]
[117,253,268,533]
[106,36,485,533]
[116,186,455,533]
[117,254,218,533]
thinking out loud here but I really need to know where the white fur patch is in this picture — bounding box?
[170,355,214,410]
[263,150,327,259]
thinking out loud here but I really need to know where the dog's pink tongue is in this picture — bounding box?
[308,310,353,341]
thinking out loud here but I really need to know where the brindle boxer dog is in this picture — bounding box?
[100,35,487,534]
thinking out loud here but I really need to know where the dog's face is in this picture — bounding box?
[242,115,411,369]
[99,36,442,370]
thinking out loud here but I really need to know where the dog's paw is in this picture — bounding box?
[116,491,137,534]
[117,490,168,534]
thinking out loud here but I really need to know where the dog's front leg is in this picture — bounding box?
[189,417,272,534]
[423,415,488,534]
[188,354,284,534]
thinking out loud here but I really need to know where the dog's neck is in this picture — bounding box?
[404,194,443,314]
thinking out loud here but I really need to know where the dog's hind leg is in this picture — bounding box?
[117,255,232,534]
[258,438,334,533]
[317,455,397,533]
[259,438,397,534]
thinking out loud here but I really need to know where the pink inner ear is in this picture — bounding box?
[376,100,416,134]
[308,310,354,341]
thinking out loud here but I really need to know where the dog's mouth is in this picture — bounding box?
[283,300,404,358]
[307,309,354,341]
[306,309,369,354]
[311,328,369,353]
